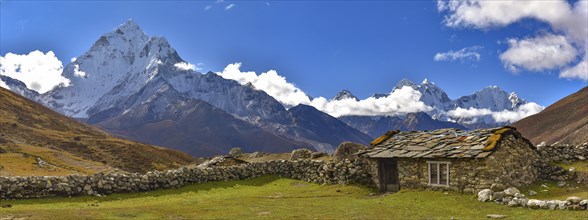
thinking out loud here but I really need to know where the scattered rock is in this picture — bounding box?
[486,214,506,219]
[490,183,506,192]
[568,167,576,172]
[311,152,327,159]
[566,196,582,204]
[0,204,12,208]
[228,148,242,157]
[503,187,520,196]
[527,199,544,209]
[289,149,312,160]
[478,189,494,202]
[528,190,537,196]
[557,181,567,188]
[333,142,366,162]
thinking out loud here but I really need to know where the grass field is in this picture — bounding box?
[1,176,586,219]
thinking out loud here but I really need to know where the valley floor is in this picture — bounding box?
[0,176,586,219]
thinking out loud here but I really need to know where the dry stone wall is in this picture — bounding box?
[537,143,587,163]
[0,159,374,199]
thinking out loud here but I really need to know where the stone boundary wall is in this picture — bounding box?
[0,159,374,200]
[477,187,587,211]
[535,143,587,183]
[537,143,588,163]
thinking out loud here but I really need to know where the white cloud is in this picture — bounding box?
[437,0,571,29]
[560,57,588,80]
[491,102,544,123]
[217,63,432,117]
[499,34,577,72]
[70,57,77,62]
[204,5,213,10]
[174,62,199,71]
[447,102,544,123]
[225,4,235,10]
[73,64,86,78]
[310,86,432,117]
[437,0,588,80]
[0,50,69,93]
[434,46,482,62]
[217,63,311,107]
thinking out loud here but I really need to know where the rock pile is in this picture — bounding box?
[477,187,587,211]
[0,158,374,199]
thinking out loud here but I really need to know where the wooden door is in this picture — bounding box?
[379,159,399,192]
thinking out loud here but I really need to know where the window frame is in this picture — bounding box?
[427,161,451,187]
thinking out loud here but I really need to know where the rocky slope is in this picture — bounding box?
[0,87,195,175]
[512,86,588,145]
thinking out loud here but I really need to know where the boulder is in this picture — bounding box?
[333,142,366,162]
[490,183,505,192]
[528,190,537,196]
[228,148,242,157]
[503,187,520,196]
[527,199,544,209]
[566,196,582,204]
[492,191,505,202]
[290,149,312,160]
[478,189,494,202]
[311,152,328,159]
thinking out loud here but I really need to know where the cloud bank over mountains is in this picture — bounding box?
[217,62,542,123]
[437,0,588,80]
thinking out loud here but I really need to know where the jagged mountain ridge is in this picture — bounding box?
[339,112,466,138]
[8,20,370,156]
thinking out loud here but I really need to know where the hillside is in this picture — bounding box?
[512,86,588,145]
[0,88,195,175]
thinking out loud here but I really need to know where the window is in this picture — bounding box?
[428,161,450,186]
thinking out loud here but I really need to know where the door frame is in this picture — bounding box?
[378,158,399,192]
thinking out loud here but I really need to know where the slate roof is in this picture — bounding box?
[360,127,516,159]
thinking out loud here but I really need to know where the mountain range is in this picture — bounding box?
[0,20,544,156]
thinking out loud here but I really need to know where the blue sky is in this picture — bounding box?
[1,0,586,106]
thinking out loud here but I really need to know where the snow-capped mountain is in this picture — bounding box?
[332,90,359,101]
[43,20,151,118]
[9,20,370,155]
[336,78,536,134]
[453,86,527,111]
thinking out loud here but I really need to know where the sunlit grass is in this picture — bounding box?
[0,176,585,219]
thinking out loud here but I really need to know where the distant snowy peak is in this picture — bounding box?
[454,86,527,111]
[332,90,359,101]
[43,20,184,118]
[387,78,527,114]
[391,78,452,110]
[394,78,419,91]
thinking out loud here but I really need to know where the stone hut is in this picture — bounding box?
[358,127,539,193]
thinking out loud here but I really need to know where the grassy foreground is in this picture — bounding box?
[0,176,586,219]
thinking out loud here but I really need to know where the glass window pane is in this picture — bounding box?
[440,164,448,185]
[429,163,438,184]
